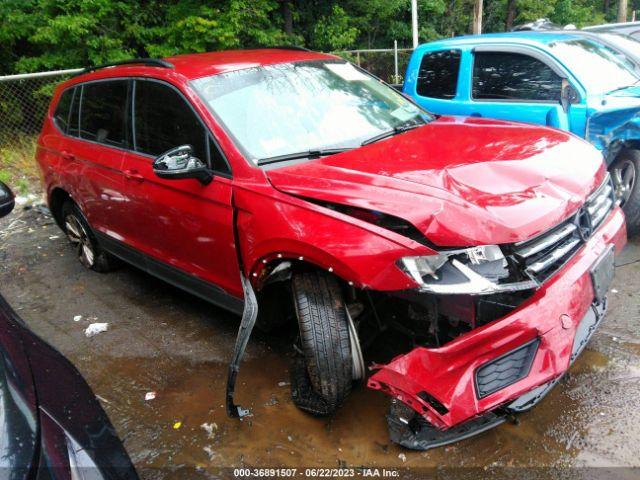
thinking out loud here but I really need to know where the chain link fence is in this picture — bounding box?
[0,69,80,187]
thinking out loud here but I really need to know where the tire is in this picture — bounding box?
[61,201,119,272]
[290,271,353,416]
[611,150,640,235]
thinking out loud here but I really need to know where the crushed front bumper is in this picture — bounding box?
[368,207,626,447]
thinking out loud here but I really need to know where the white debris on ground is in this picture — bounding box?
[84,322,109,337]
[201,422,218,439]
[14,194,39,205]
[277,381,289,387]
[73,315,82,322]
[145,391,156,401]
[398,453,407,462]
[203,445,216,460]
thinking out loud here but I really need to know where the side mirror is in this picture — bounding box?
[0,182,15,219]
[152,145,213,185]
[560,79,579,113]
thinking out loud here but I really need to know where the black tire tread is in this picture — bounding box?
[291,271,352,414]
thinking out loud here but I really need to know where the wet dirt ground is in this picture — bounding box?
[1,205,639,479]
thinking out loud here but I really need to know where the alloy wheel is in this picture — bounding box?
[612,159,637,207]
[64,214,95,268]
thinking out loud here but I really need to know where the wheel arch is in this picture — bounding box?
[48,186,72,229]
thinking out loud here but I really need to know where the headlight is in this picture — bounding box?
[399,245,537,295]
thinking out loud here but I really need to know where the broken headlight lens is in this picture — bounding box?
[399,245,536,295]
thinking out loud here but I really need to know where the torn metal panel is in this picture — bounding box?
[587,105,640,162]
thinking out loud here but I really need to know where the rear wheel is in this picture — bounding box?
[61,201,119,272]
[290,271,353,416]
[611,150,640,235]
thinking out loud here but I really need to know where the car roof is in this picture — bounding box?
[422,31,585,49]
[584,21,640,31]
[67,48,338,85]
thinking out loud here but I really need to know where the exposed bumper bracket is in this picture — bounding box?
[225,274,259,418]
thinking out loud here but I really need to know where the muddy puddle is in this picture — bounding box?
[1,207,639,478]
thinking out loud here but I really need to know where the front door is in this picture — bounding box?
[119,79,242,301]
[466,50,573,130]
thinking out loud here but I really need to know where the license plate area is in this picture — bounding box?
[590,245,615,304]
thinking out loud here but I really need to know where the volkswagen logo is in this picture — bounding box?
[575,207,593,241]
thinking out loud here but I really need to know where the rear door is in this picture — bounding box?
[63,80,130,237]
[119,79,242,301]
[465,49,571,130]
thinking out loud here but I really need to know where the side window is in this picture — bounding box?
[134,80,230,175]
[80,80,129,147]
[416,50,461,99]
[472,52,562,101]
[53,88,74,133]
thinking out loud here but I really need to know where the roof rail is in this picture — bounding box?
[261,45,310,52]
[81,58,174,74]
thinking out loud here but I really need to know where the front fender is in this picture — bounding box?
[587,106,640,163]
[233,185,422,292]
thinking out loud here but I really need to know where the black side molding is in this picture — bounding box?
[94,231,244,315]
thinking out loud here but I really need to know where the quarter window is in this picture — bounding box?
[472,52,562,101]
[80,81,130,147]
[416,50,461,99]
[53,88,74,133]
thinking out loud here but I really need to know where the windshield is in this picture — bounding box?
[192,60,432,163]
[600,32,640,57]
[548,39,639,93]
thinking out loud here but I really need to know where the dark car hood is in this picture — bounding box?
[0,296,38,479]
[267,116,606,246]
[0,293,138,479]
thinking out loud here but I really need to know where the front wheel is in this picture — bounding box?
[611,150,640,235]
[290,271,354,416]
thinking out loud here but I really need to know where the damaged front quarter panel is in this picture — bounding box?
[587,104,640,162]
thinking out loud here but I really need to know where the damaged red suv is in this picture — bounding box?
[37,48,626,449]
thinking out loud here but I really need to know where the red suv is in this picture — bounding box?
[37,48,626,449]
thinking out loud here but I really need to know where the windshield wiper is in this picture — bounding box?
[605,79,640,96]
[257,148,352,166]
[361,122,424,146]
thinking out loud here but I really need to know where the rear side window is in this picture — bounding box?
[134,80,230,174]
[472,52,562,101]
[416,50,461,99]
[53,88,74,132]
[80,80,130,147]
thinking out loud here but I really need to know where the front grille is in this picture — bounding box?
[512,175,615,283]
[475,339,540,398]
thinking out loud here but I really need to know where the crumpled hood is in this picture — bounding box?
[267,116,606,247]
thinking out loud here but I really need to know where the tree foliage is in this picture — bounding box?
[0,0,634,74]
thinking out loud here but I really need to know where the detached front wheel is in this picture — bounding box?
[611,150,640,235]
[290,271,354,416]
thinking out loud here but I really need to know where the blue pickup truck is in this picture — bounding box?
[404,32,640,232]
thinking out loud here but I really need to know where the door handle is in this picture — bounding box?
[61,150,75,161]
[124,169,144,182]
[470,112,482,117]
